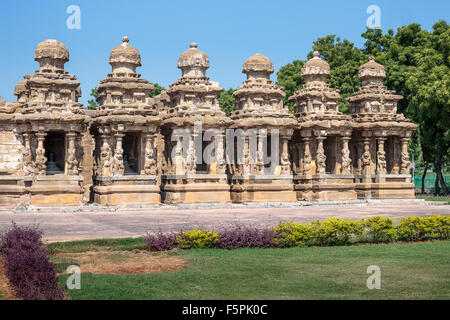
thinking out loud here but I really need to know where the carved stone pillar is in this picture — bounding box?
[400,137,411,174]
[186,131,197,175]
[390,137,400,174]
[280,136,291,175]
[243,136,250,175]
[65,132,79,176]
[174,135,184,175]
[22,132,35,176]
[35,130,47,176]
[376,137,387,174]
[361,137,372,175]
[296,144,303,175]
[256,129,266,175]
[316,136,326,174]
[99,127,112,177]
[303,137,312,175]
[112,132,125,176]
[341,136,352,174]
[143,133,157,175]
[216,131,226,175]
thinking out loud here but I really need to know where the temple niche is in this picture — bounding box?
[160,43,231,203]
[92,37,161,205]
[0,40,90,206]
[230,54,297,203]
[289,52,356,201]
[348,56,417,199]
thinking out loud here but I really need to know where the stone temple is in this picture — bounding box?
[0,38,417,207]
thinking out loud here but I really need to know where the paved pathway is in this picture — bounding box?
[0,204,448,242]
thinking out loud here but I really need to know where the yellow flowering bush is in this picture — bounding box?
[396,215,450,241]
[310,217,361,246]
[360,216,397,243]
[176,228,219,249]
[272,221,314,248]
[428,215,450,239]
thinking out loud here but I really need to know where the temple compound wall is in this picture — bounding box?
[0,38,417,207]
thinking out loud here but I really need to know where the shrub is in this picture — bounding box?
[361,216,397,243]
[0,223,43,255]
[428,215,450,239]
[311,217,360,246]
[0,223,64,300]
[396,216,434,241]
[218,225,276,249]
[272,221,313,248]
[144,230,177,251]
[4,246,65,300]
[143,215,450,251]
[176,228,219,249]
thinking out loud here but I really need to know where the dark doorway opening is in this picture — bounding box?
[44,131,65,175]
[123,133,139,175]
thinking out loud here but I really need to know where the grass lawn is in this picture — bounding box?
[416,195,450,204]
[52,239,450,300]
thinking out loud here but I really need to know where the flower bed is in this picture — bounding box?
[144,215,450,251]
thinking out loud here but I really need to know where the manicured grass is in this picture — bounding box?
[48,237,148,253]
[57,240,450,300]
[416,195,450,204]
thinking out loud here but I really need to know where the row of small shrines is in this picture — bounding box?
[0,38,416,207]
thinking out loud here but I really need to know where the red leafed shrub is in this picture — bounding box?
[217,225,277,249]
[144,229,177,251]
[0,223,65,300]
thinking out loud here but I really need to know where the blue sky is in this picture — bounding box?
[0,0,448,106]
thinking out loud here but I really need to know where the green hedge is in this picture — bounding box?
[162,215,450,250]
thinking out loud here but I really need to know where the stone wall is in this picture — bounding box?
[0,127,23,175]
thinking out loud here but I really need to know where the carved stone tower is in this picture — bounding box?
[290,51,356,201]
[230,53,296,202]
[161,43,231,203]
[92,36,161,205]
[348,56,417,199]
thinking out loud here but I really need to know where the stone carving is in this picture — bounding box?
[66,134,79,176]
[316,137,326,174]
[290,52,341,116]
[377,150,387,174]
[100,143,112,177]
[112,133,125,176]
[216,133,226,175]
[362,138,372,175]
[35,132,47,176]
[400,151,410,174]
[341,137,352,174]
[22,133,35,176]
[303,138,312,175]
[400,138,411,174]
[0,39,419,207]
[143,134,157,176]
[376,138,387,175]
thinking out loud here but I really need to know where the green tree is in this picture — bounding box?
[362,21,450,195]
[310,35,368,114]
[149,82,166,97]
[276,60,305,113]
[218,88,235,116]
[87,89,99,110]
[277,35,367,114]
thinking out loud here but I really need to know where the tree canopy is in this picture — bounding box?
[218,88,235,116]
[275,20,449,194]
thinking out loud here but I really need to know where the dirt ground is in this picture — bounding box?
[53,250,187,275]
[0,257,19,300]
